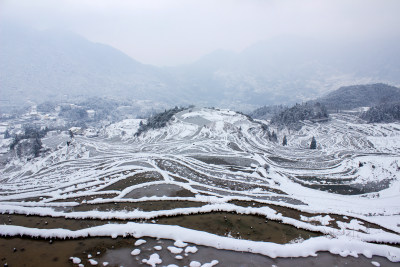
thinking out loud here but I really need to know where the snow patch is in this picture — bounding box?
[190,261,201,267]
[174,240,188,248]
[142,253,162,267]
[167,246,183,254]
[185,246,198,254]
[135,239,147,246]
[131,249,141,256]
[70,257,81,264]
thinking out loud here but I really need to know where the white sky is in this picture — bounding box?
[1,0,400,66]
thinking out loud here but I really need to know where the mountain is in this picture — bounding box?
[316,83,400,110]
[0,23,180,109]
[1,23,400,111]
[170,36,400,108]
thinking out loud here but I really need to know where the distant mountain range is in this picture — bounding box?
[1,23,400,111]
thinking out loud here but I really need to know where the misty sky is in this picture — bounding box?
[1,0,400,66]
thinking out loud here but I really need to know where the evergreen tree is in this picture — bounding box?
[32,137,42,157]
[282,135,287,146]
[4,129,10,139]
[271,131,278,142]
[310,136,317,149]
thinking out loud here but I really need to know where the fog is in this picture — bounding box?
[1,0,400,66]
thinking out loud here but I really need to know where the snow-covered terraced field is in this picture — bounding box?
[1,108,400,266]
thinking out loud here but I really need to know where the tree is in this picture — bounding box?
[269,131,278,142]
[135,106,186,136]
[282,135,287,146]
[310,136,317,149]
[4,129,10,139]
[270,102,329,129]
[32,137,42,157]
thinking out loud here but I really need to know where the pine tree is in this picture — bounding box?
[271,131,278,142]
[32,137,42,157]
[282,135,287,146]
[310,136,317,149]
[4,129,10,139]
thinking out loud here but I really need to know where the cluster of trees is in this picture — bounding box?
[9,126,49,158]
[59,105,88,122]
[256,122,278,142]
[250,105,286,120]
[270,102,328,129]
[235,111,254,122]
[78,97,129,122]
[39,98,137,128]
[317,83,400,111]
[57,98,131,128]
[135,106,187,136]
[37,101,57,113]
[268,130,278,142]
[361,102,400,123]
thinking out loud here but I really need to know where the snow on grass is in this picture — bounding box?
[104,119,144,140]
[300,215,334,226]
[337,219,367,232]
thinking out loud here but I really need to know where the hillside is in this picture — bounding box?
[317,83,400,110]
[0,24,179,109]
[249,105,286,120]
[270,102,329,129]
